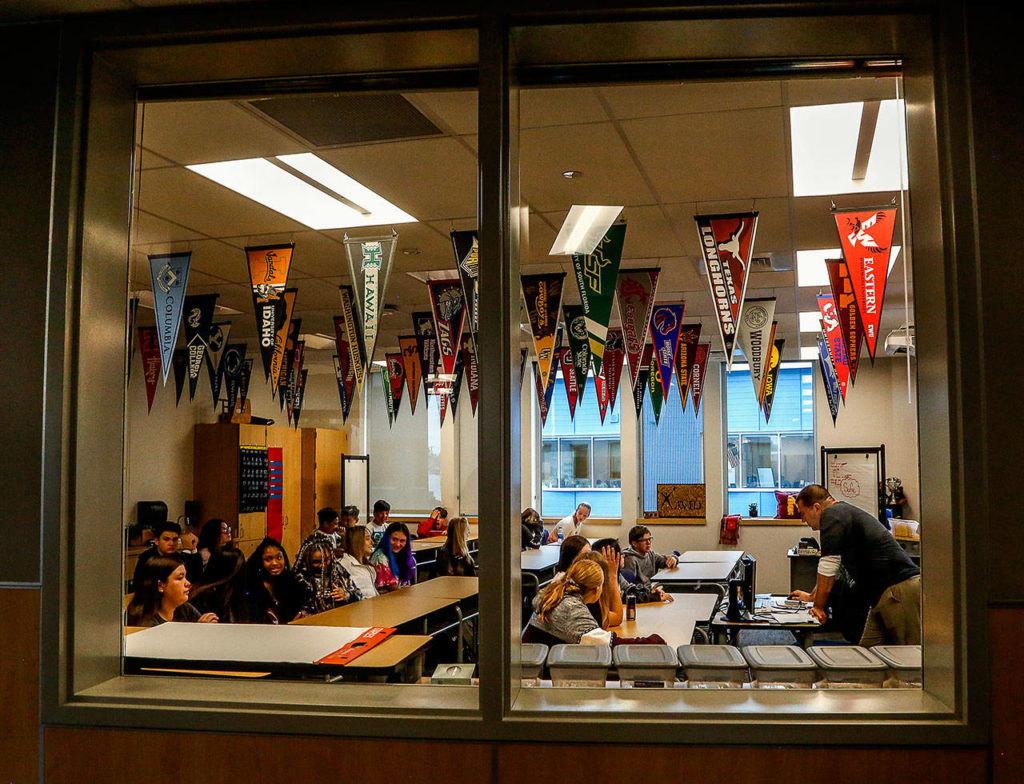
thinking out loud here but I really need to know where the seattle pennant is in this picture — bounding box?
[832,204,897,360]
[675,323,702,412]
[412,311,440,402]
[597,329,625,424]
[650,302,685,401]
[826,258,865,384]
[344,231,397,372]
[148,251,191,384]
[562,304,591,401]
[386,352,406,422]
[182,293,218,401]
[818,333,842,425]
[559,346,579,420]
[521,273,565,392]
[270,288,298,394]
[649,349,665,425]
[615,268,659,390]
[570,223,625,378]
[221,343,247,415]
[239,357,254,411]
[172,348,188,407]
[293,369,308,429]
[205,321,231,409]
[245,243,293,381]
[762,338,785,424]
[399,336,422,415]
[452,230,479,349]
[338,285,366,387]
[736,297,776,402]
[459,332,479,416]
[632,343,653,420]
[694,212,758,367]
[138,326,161,413]
[818,293,850,401]
[428,279,467,379]
[690,343,711,417]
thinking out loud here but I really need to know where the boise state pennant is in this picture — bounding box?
[148,251,192,384]
[650,302,685,401]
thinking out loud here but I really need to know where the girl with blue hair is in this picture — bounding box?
[369,521,416,591]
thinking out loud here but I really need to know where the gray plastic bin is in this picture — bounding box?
[547,644,612,687]
[677,644,748,688]
[871,645,922,687]
[807,646,887,688]
[519,643,549,684]
[742,645,818,688]
[613,644,678,687]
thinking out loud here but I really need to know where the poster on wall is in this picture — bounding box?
[735,297,776,402]
[563,304,592,402]
[337,285,366,387]
[817,333,842,425]
[238,446,269,514]
[138,326,161,413]
[615,268,659,390]
[205,321,231,409]
[761,337,784,423]
[826,258,865,385]
[399,336,422,415]
[823,447,884,520]
[689,342,711,417]
[182,293,218,402]
[656,484,706,519]
[569,223,626,378]
[148,251,192,384]
[270,288,298,395]
[675,323,702,412]
[521,272,565,392]
[451,229,479,350]
[245,243,293,381]
[650,302,685,401]
[344,231,397,373]
[818,292,850,401]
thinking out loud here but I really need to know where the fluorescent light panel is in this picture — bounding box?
[796,246,901,287]
[800,346,820,360]
[799,311,823,332]
[549,205,623,256]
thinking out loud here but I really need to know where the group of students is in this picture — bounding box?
[125,501,476,628]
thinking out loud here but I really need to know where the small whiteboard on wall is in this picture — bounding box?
[821,446,885,521]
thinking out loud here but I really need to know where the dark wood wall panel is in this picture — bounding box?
[0,588,40,784]
[992,607,1024,783]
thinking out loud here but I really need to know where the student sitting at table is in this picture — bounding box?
[294,540,361,615]
[340,525,378,599]
[295,507,343,564]
[592,537,673,605]
[189,548,248,623]
[243,537,312,624]
[370,521,416,591]
[520,507,547,549]
[417,506,449,539]
[622,525,678,588]
[132,521,183,589]
[574,549,623,627]
[435,516,477,577]
[183,518,233,584]
[522,559,605,646]
[340,505,361,530]
[557,534,591,573]
[368,499,391,546]
[125,555,219,627]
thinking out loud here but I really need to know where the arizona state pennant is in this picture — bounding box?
[563,304,591,402]
[338,285,366,388]
[559,346,579,420]
[206,321,231,409]
[459,332,479,415]
[826,258,865,384]
[182,293,218,402]
[148,251,192,384]
[597,329,625,424]
[690,343,711,417]
[521,273,565,392]
[736,297,776,403]
[650,303,685,400]
[138,326,161,413]
[344,231,397,373]
[694,212,758,367]
[399,336,422,415]
[172,348,188,407]
[818,333,842,425]
[386,352,406,422]
[428,279,467,380]
[818,293,850,401]
[451,230,479,350]
[762,338,784,423]
[832,204,897,360]
[570,223,625,378]
[675,323,702,412]
[632,343,653,420]
[412,312,440,402]
[615,268,659,390]
[270,288,298,395]
[245,243,293,381]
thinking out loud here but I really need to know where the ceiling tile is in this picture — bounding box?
[599,80,783,120]
[521,87,609,128]
[405,90,478,135]
[132,210,207,245]
[785,76,902,107]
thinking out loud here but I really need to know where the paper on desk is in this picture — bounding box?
[766,610,818,624]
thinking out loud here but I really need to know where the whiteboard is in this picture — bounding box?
[824,451,881,518]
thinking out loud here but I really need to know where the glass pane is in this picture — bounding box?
[541,440,558,487]
[741,435,778,488]
[593,438,621,488]
[780,433,815,489]
[642,379,704,513]
[559,438,591,488]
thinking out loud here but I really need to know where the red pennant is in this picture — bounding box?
[675,323,702,412]
[690,343,711,417]
[818,294,850,401]
[832,205,897,360]
[825,258,865,385]
[559,346,579,420]
[615,269,659,390]
[399,336,421,415]
[597,329,625,424]
[138,326,161,413]
[386,352,405,419]
[427,279,467,377]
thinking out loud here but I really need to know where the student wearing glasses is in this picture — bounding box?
[622,525,678,592]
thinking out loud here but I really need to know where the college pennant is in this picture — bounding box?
[238,357,254,411]
[386,352,406,423]
[818,333,842,425]
[757,321,778,404]
[521,273,566,392]
[694,212,758,367]
[736,297,776,402]
[648,349,665,425]
[762,338,785,423]
[148,251,192,384]
[286,341,305,425]
[690,343,712,417]
[451,346,467,418]
[428,279,467,381]
[279,318,302,407]
[172,348,188,407]
[127,296,139,385]
[615,268,659,390]
[344,231,397,372]
[412,312,440,402]
[825,258,865,384]
[832,204,897,360]
[562,304,592,401]
[205,321,231,409]
[675,323,702,412]
[245,243,294,381]
[570,223,626,378]
[520,347,529,388]
[438,380,450,427]
[650,303,685,400]
[559,346,580,420]
[399,336,422,415]
[337,285,366,388]
[818,293,850,401]
[138,326,161,413]
[270,288,298,395]
[181,293,218,401]
[596,329,625,424]
[221,343,247,415]
[632,343,654,420]
[332,355,348,416]
[292,369,308,428]
[451,230,479,350]
[459,332,479,415]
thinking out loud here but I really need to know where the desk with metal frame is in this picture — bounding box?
[710,594,822,648]
[652,559,744,596]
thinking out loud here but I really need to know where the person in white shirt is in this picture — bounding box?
[551,502,591,540]
[339,525,378,599]
[368,499,391,546]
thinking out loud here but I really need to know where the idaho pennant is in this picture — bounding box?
[832,204,897,360]
[172,348,188,407]
[412,311,440,402]
[148,251,191,384]
[559,346,579,420]
[182,293,218,401]
[825,258,865,384]
[344,231,397,372]
[451,230,480,350]
[570,223,625,378]
[736,297,776,402]
[138,326,161,413]
[270,288,298,394]
[762,338,785,423]
[597,329,625,424]
[818,333,842,425]
[386,352,406,422]
[399,336,422,415]
[650,303,685,400]
[338,285,366,388]
[649,350,665,425]
[690,343,711,418]
[675,323,702,413]
[521,273,565,392]
[459,332,479,416]
[633,343,653,420]
[818,293,850,401]
[428,279,467,379]
[562,304,591,402]
[694,212,758,367]
[205,321,231,409]
[615,268,659,390]
[245,243,293,381]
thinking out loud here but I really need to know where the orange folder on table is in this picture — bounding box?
[316,627,397,665]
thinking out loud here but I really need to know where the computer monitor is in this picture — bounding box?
[741,554,757,611]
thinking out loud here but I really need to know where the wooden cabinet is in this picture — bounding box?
[300,428,348,545]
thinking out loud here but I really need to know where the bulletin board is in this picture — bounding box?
[821,446,885,522]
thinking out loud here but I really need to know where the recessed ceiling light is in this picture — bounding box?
[562,170,583,179]
[402,248,421,255]
[549,205,624,256]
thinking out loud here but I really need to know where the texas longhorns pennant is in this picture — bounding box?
[632,343,653,420]
[148,251,192,385]
[412,311,440,402]
[138,326,161,413]
[615,268,659,390]
[245,243,293,381]
[451,230,479,350]
[650,303,685,401]
[459,332,479,416]
[762,338,785,423]
[337,285,366,387]
[818,293,850,401]
[521,273,565,392]
[386,352,406,423]
[205,321,231,409]
[675,323,702,413]
[270,288,298,394]
[736,297,776,403]
[558,346,579,420]
[428,279,467,378]
[344,231,397,370]
[818,333,842,425]
[597,329,625,424]
[825,258,865,384]
[570,223,626,378]
[399,336,422,415]
[563,304,591,402]
[694,212,758,368]
[832,204,897,360]
[182,293,218,402]
[690,343,711,417]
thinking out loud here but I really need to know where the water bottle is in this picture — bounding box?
[557,529,564,543]
[626,595,637,621]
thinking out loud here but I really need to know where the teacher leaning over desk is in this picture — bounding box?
[789,484,921,647]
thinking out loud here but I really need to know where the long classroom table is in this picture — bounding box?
[608,594,720,649]
[652,552,744,595]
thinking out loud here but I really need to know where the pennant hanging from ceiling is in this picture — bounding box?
[245,243,294,381]
[675,323,702,413]
[286,340,305,425]
[221,343,247,416]
[520,347,529,388]
[337,285,366,388]
[562,304,592,401]
[757,321,778,404]
[438,377,450,427]
[615,268,659,390]
[459,332,479,416]
[279,318,302,406]
[451,230,479,350]
[205,321,231,409]
[536,326,562,427]
[293,369,308,429]
[818,333,842,425]
[138,326,161,413]
[449,345,465,418]
[832,203,897,360]
[148,251,192,385]
[428,279,467,381]
[736,297,776,403]
[332,355,348,416]
[127,296,139,385]
[412,312,440,402]
[534,363,551,428]
[649,349,665,425]
[399,336,422,415]
[690,343,711,417]
[270,288,298,395]
[521,273,565,392]
[239,357,254,411]
[332,318,353,419]
[762,338,785,423]
[570,223,626,378]
[818,293,850,401]
[381,367,396,427]
[597,329,625,425]
[386,352,406,422]
[825,258,865,384]
[694,212,758,367]
[344,231,397,371]
[172,348,188,407]
[632,343,653,420]
[650,302,685,401]
[559,346,580,420]
[182,293,218,402]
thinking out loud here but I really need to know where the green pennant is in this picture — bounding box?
[562,304,592,401]
[569,223,626,379]
[649,350,665,425]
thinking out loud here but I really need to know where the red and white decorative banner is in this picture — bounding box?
[615,268,659,390]
[428,279,467,379]
[689,342,712,417]
[596,328,625,424]
[138,326,161,413]
[649,302,685,400]
[832,204,897,360]
[818,293,850,401]
[674,323,702,412]
[826,258,865,385]
[736,297,776,403]
[694,212,758,367]
[558,345,579,420]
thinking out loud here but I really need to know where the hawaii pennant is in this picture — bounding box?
[690,343,711,417]
[338,285,366,387]
[650,303,685,400]
[452,230,479,350]
[172,348,188,407]
[559,345,579,420]
[386,352,406,422]
[148,251,192,384]
[344,231,397,372]
[832,204,897,360]
[818,333,842,425]
[736,297,776,402]
[459,332,479,416]
[182,293,218,401]
[245,243,293,381]
[675,323,702,412]
[221,342,247,415]
[694,212,758,367]
[649,349,665,425]
[428,279,467,380]
[826,258,865,384]
[412,311,440,402]
[597,329,625,424]
[632,343,653,420]
[138,326,161,413]
[521,273,565,392]
[615,268,659,390]
[562,304,591,401]
[818,293,850,401]
[205,321,231,409]
[270,288,298,395]
[570,223,625,378]
[762,338,784,423]
[399,336,422,415]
